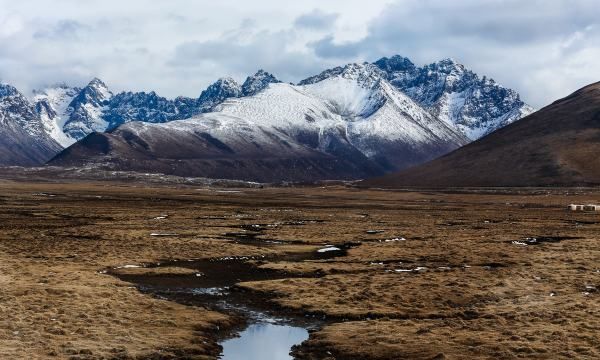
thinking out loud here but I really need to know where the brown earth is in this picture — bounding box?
[0,180,598,359]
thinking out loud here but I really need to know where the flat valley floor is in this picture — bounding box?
[0,180,598,359]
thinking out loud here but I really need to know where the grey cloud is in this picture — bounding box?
[169,27,334,85]
[33,19,89,40]
[308,0,600,107]
[312,0,600,57]
[310,36,362,59]
[1,0,599,108]
[294,10,338,30]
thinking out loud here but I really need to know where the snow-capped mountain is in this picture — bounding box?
[29,70,286,148]
[374,56,534,139]
[33,73,260,147]
[32,56,532,148]
[50,63,469,182]
[363,81,600,187]
[0,83,62,165]
[0,54,533,178]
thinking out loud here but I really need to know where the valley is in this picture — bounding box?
[0,180,597,359]
[2,2,598,359]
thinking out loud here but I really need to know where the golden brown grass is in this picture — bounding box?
[0,181,598,359]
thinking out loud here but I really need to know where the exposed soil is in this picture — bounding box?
[0,180,598,359]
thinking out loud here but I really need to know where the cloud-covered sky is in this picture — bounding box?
[0,0,599,107]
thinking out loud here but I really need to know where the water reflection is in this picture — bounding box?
[220,323,309,360]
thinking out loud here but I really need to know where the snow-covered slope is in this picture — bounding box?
[211,63,467,170]
[301,64,465,153]
[33,84,81,146]
[374,56,534,139]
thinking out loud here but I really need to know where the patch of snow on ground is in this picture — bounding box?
[114,264,142,269]
[317,246,341,253]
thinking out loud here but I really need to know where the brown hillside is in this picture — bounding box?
[363,82,600,187]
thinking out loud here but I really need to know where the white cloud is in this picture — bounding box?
[0,0,387,97]
[0,0,598,107]
[0,14,24,38]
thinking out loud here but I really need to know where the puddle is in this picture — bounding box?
[219,323,308,360]
[509,236,582,246]
[366,230,385,234]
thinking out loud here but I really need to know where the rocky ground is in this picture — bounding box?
[0,180,598,359]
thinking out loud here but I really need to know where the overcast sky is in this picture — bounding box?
[1,0,599,107]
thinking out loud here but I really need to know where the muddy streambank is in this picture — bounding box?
[109,239,358,359]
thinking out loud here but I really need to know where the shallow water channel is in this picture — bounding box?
[110,241,351,359]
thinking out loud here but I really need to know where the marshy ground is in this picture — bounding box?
[0,180,598,359]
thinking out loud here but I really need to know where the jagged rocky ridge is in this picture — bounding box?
[374,56,534,139]
[33,58,532,148]
[32,70,283,147]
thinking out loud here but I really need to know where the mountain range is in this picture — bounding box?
[363,81,600,187]
[0,55,533,181]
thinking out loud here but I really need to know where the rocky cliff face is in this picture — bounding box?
[241,70,282,96]
[374,55,534,139]
[198,77,242,112]
[0,83,62,165]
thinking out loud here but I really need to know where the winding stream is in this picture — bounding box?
[109,231,354,359]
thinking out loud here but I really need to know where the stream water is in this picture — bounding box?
[219,323,309,360]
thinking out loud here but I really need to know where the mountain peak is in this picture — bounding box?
[432,58,466,73]
[373,55,416,74]
[80,77,112,102]
[298,62,386,87]
[216,77,240,86]
[210,77,242,94]
[0,80,62,165]
[88,77,107,87]
[439,57,458,64]
[0,83,20,98]
[198,77,243,111]
[242,70,281,96]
